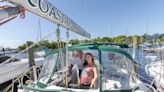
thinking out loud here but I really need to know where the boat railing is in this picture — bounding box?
[132,62,164,91]
[145,63,164,74]
[133,62,157,80]
[3,65,41,92]
[147,72,164,92]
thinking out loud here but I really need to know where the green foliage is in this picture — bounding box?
[18,41,34,51]
[160,36,164,42]
[18,43,26,51]
[101,37,112,42]
[26,41,34,46]
[17,33,164,50]
[69,39,79,45]
[48,41,58,49]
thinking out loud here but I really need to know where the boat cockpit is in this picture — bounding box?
[18,44,155,92]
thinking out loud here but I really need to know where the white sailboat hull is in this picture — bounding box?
[145,61,164,91]
[0,58,44,84]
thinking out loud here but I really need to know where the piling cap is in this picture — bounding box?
[133,36,139,48]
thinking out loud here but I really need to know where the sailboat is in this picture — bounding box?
[0,12,45,86]
[145,48,164,92]
[0,57,44,84]
[0,0,90,91]
[144,34,164,92]
[0,0,157,92]
[17,42,157,92]
[145,61,164,92]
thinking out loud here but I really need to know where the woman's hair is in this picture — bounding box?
[83,53,94,66]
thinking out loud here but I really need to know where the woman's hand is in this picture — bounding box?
[90,84,94,89]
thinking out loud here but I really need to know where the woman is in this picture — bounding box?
[80,53,98,89]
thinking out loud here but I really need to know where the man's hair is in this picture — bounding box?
[77,50,83,53]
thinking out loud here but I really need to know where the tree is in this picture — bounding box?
[18,41,34,51]
[49,41,58,49]
[69,39,79,45]
[38,40,50,48]
[160,36,164,42]
[101,37,112,42]
[18,44,26,51]
[17,33,164,50]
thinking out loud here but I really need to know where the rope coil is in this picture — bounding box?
[0,5,26,25]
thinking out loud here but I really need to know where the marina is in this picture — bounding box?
[0,0,164,92]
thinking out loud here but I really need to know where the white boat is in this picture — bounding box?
[143,34,164,52]
[145,55,158,61]
[143,45,164,52]
[0,2,47,85]
[145,61,164,92]
[0,55,45,84]
[143,33,164,92]
[0,51,45,84]
[17,43,157,92]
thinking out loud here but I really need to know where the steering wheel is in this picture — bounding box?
[132,83,157,92]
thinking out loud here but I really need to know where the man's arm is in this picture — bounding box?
[67,64,73,76]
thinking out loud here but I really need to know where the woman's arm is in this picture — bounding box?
[90,66,98,88]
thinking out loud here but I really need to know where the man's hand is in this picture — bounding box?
[67,70,72,76]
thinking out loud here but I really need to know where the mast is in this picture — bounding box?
[36,20,41,41]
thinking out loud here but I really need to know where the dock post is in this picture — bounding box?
[133,35,139,59]
[133,35,140,78]
[27,41,35,80]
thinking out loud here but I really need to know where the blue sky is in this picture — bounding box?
[0,0,164,48]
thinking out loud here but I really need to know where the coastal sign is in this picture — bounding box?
[7,0,91,38]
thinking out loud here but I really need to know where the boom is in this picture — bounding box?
[5,0,91,38]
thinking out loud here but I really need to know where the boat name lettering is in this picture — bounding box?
[26,0,70,27]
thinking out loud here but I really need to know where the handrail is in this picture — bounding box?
[3,66,34,92]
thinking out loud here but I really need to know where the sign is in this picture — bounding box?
[7,0,91,38]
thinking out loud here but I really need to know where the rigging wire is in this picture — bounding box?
[36,19,43,49]
[65,29,69,88]
[0,30,56,65]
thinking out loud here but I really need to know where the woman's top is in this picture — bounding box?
[80,65,94,85]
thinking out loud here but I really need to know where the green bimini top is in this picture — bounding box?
[71,42,129,48]
[47,44,133,61]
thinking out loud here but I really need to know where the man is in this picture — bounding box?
[67,50,85,84]
[2,48,5,55]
